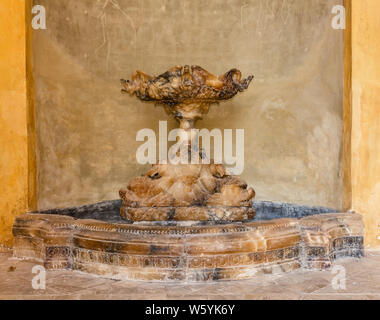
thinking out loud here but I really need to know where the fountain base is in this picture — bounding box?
[12,212,364,281]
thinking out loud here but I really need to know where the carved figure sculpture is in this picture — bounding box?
[120,65,255,221]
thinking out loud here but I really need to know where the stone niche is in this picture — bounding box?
[33,0,344,211]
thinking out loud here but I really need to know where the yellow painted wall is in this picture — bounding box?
[350,0,380,248]
[0,0,28,248]
[342,0,352,212]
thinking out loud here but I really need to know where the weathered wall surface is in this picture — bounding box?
[0,0,28,247]
[33,0,344,210]
[350,0,380,247]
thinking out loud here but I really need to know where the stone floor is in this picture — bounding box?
[1,250,380,300]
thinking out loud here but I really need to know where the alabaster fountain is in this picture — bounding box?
[12,66,364,281]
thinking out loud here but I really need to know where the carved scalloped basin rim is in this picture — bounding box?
[12,212,364,282]
[120,65,254,105]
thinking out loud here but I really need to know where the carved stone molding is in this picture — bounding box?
[12,212,364,281]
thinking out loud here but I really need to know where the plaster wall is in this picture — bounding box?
[32,0,344,210]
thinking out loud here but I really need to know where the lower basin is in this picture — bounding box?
[12,200,364,282]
